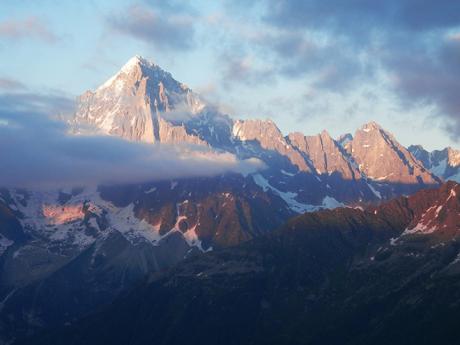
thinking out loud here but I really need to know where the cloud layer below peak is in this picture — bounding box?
[0,96,263,189]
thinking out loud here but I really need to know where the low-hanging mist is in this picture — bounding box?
[0,110,264,189]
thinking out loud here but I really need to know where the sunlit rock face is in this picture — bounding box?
[288,130,360,180]
[400,182,460,237]
[345,122,438,185]
[232,119,311,172]
[41,204,85,225]
[74,55,207,144]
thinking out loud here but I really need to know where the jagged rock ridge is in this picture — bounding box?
[409,145,460,182]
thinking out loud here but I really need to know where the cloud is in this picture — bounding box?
[108,4,195,51]
[256,31,367,91]
[210,7,372,92]
[261,0,460,36]
[0,92,76,122]
[0,78,26,91]
[220,53,274,88]
[0,95,263,189]
[0,16,58,43]
[225,0,460,138]
[140,0,196,14]
[385,37,460,139]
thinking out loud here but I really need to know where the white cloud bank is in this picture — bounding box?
[0,109,264,189]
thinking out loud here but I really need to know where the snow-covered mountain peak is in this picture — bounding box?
[97,55,171,92]
[74,55,208,143]
[120,55,151,72]
[128,55,154,67]
[117,55,158,76]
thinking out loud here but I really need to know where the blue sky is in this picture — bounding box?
[1,0,459,150]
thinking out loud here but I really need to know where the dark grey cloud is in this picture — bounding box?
[0,93,263,189]
[226,0,460,137]
[0,16,58,43]
[262,0,460,36]
[257,31,367,91]
[108,4,195,51]
[385,37,460,139]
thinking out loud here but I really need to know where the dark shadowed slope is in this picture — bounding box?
[20,182,460,345]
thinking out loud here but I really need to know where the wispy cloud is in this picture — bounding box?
[0,16,58,43]
[220,53,274,89]
[0,92,75,118]
[255,31,367,91]
[0,78,26,91]
[108,4,195,51]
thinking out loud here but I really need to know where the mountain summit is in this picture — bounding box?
[345,122,438,186]
[74,55,206,144]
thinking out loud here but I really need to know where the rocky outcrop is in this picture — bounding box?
[288,130,360,180]
[232,119,311,172]
[346,122,438,185]
[158,117,207,146]
[409,145,460,182]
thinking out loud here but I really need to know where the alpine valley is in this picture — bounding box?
[2,56,460,345]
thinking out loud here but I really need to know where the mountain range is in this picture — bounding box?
[1,55,460,344]
[73,56,448,202]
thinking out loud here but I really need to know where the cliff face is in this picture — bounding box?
[288,130,360,180]
[232,119,311,172]
[346,122,438,185]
